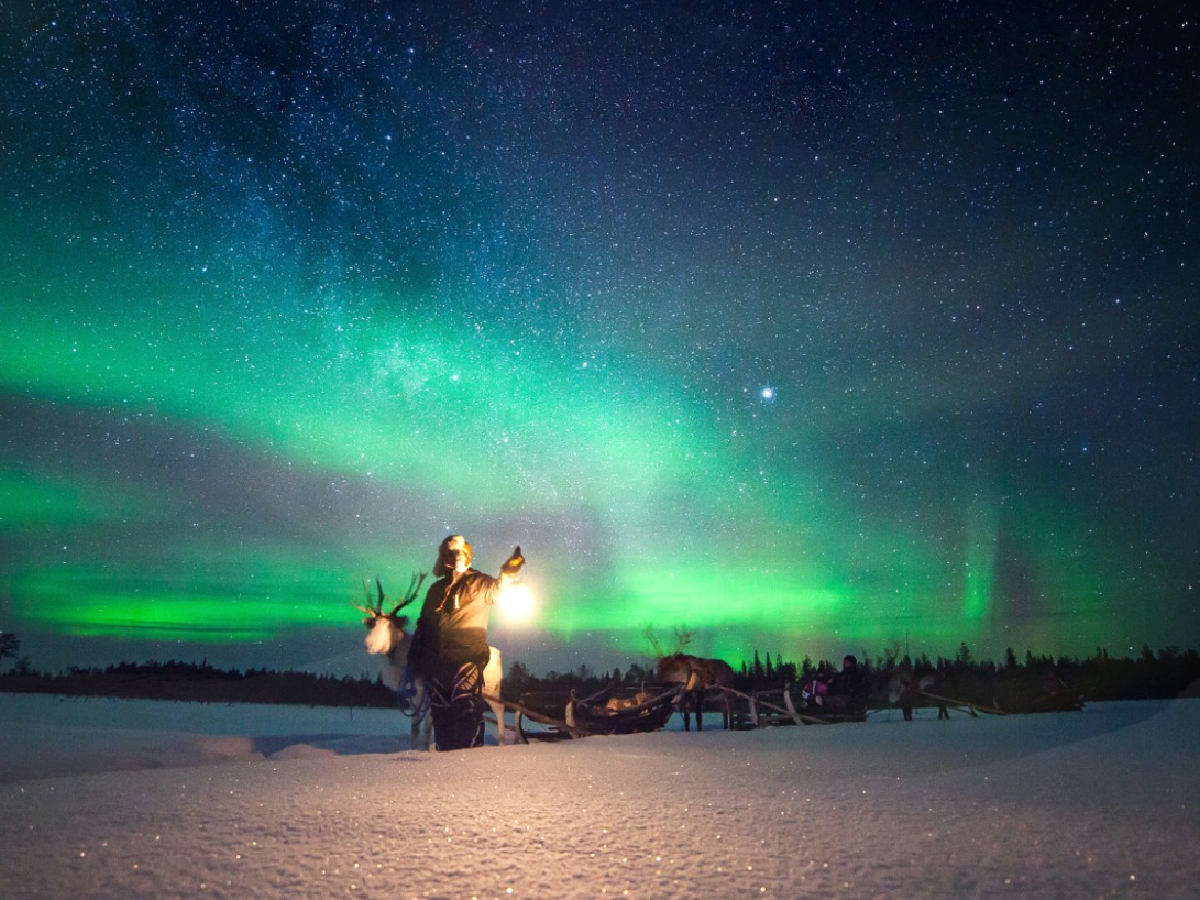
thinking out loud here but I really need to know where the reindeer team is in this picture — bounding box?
[355,559,748,743]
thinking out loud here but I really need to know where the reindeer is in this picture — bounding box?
[356,573,508,749]
[887,667,949,721]
[648,628,737,731]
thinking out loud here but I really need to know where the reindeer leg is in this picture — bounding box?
[483,646,505,747]
[422,689,435,749]
[488,698,508,746]
[412,675,431,751]
[418,697,432,751]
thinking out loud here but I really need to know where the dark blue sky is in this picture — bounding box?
[1,0,1196,677]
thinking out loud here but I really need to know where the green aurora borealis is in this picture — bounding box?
[2,1,1196,675]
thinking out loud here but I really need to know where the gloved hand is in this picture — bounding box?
[500,546,525,575]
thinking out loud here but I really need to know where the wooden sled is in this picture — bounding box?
[492,683,683,743]
[789,690,869,724]
[711,685,840,727]
[753,684,867,724]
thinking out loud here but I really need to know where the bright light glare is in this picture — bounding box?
[499,581,535,621]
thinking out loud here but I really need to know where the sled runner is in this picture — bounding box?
[993,688,1086,715]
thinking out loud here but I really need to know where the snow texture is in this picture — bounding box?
[1,694,1197,899]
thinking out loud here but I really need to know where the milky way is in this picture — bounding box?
[2,1,1196,675]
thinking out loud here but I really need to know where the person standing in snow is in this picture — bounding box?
[408,535,523,750]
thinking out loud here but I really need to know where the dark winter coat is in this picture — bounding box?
[411,568,501,671]
[828,665,870,698]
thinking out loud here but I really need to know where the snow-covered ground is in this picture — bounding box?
[1,693,1197,900]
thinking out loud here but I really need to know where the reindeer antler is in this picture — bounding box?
[644,626,665,659]
[673,626,695,654]
[355,571,428,620]
[354,575,383,617]
[390,571,427,616]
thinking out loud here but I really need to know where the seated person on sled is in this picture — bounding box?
[803,654,870,716]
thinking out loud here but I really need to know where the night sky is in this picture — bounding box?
[2,1,1196,678]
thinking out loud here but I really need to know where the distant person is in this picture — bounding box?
[408,535,523,750]
[800,666,830,707]
[934,664,951,720]
[894,663,918,722]
[1043,665,1066,696]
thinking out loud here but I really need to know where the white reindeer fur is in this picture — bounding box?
[887,671,936,705]
[363,616,507,749]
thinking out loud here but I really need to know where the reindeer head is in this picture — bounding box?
[646,626,705,687]
[656,652,698,687]
[355,572,426,656]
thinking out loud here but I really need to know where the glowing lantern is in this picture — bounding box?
[499,580,535,621]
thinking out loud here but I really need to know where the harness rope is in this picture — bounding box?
[398,666,432,721]
[417,661,483,709]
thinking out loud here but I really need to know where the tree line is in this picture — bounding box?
[0,657,398,708]
[2,632,1199,708]
[501,642,1200,706]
